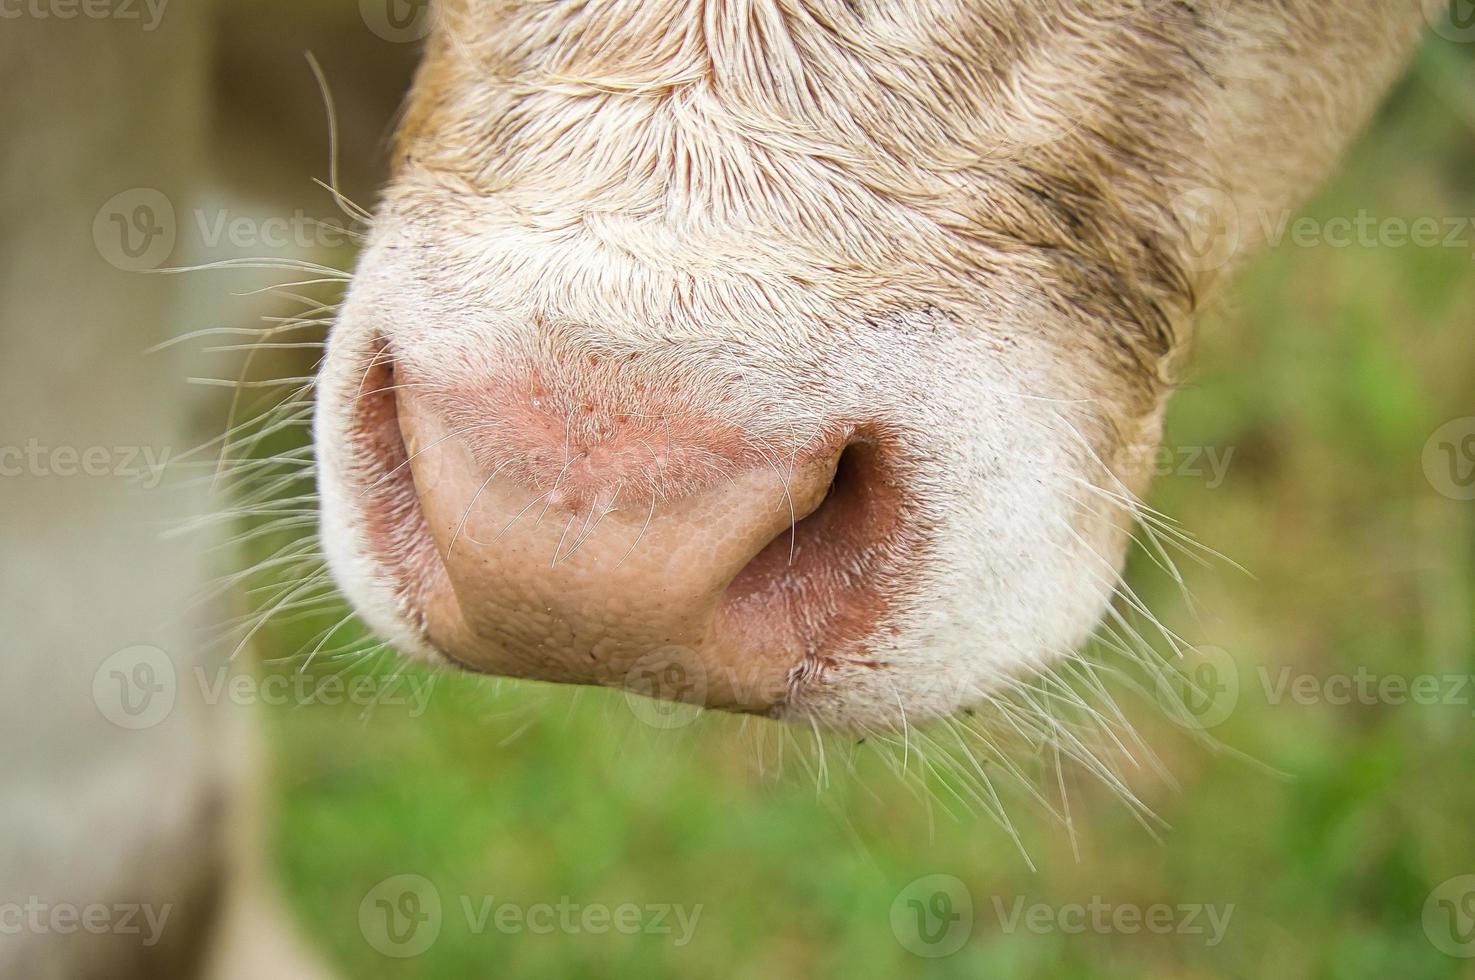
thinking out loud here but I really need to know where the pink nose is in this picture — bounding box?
[371,355,902,714]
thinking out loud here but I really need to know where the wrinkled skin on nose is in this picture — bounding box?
[397,385,850,713]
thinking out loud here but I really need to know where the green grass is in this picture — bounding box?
[251,39,1475,979]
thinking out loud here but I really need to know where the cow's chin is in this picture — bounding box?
[312,224,1145,733]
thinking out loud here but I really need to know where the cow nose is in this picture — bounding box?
[388,371,866,712]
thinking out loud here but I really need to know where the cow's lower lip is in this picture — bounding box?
[342,343,917,711]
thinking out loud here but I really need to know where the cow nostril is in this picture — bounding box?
[721,437,898,659]
[816,441,865,520]
[351,341,409,493]
[730,441,865,589]
[335,340,457,645]
[794,442,864,551]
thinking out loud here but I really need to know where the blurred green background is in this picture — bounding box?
[210,16,1475,980]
